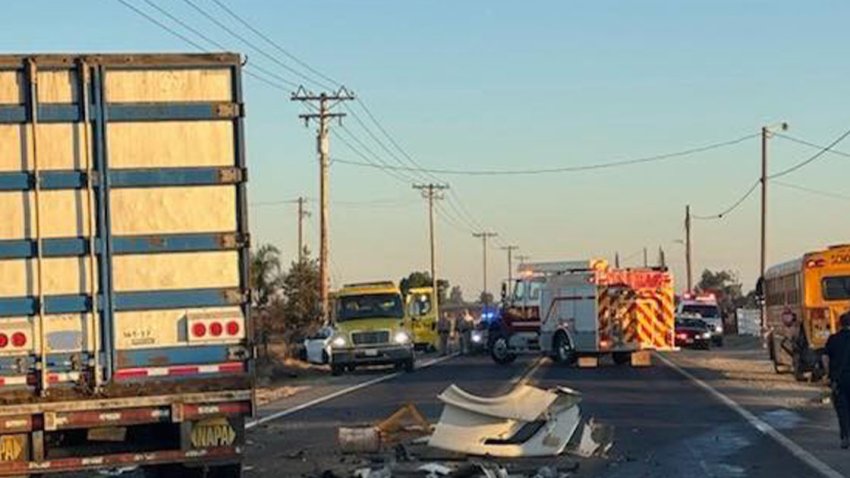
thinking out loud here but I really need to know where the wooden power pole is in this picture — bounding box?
[685,204,693,292]
[413,183,449,315]
[291,86,354,320]
[501,245,519,298]
[473,232,498,304]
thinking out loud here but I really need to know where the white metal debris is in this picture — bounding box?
[428,384,584,457]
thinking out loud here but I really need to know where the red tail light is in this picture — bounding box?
[191,323,207,338]
[226,321,240,336]
[11,333,26,348]
[210,322,224,337]
[806,259,826,268]
[0,334,8,348]
[811,308,828,320]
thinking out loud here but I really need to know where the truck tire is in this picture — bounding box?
[553,332,575,365]
[331,363,344,376]
[403,358,415,373]
[490,335,516,365]
[612,352,631,365]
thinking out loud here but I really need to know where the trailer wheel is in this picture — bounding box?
[612,352,631,365]
[553,332,575,365]
[490,335,516,364]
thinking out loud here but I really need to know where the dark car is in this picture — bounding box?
[675,317,713,350]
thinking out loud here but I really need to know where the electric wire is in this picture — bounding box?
[331,133,760,176]
[769,127,850,179]
[692,180,760,220]
[774,133,850,159]
[773,181,850,202]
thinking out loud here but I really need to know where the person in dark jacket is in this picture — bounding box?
[825,311,850,449]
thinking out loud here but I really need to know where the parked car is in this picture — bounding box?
[302,326,335,364]
[675,317,713,350]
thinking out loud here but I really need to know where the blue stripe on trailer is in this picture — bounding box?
[0,295,91,317]
[0,288,243,317]
[0,171,86,191]
[115,345,232,368]
[0,232,243,260]
[110,167,243,187]
[113,288,244,311]
[108,102,241,122]
[0,102,241,124]
[0,167,242,191]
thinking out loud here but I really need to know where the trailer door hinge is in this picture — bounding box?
[218,167,245,184]
[214,102,243,118]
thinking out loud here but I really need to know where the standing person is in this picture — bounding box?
[825,311,850,449]
[437,311,452,356]
[457,309,473,355]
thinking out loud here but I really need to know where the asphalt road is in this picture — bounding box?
[244,353,826,478]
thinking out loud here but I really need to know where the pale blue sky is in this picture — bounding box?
[3,1,849,296]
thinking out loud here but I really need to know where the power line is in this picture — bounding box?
[331,133,760,176]
[774,133,850,159]
[774,180,850,202]
[769,127,850,180]
[181,0,330,90]
[211,0,342,88]
[692,180,760,220]
[116,0,296,90]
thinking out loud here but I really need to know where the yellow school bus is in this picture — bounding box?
[764,244,850,380]
[406,287,439,352]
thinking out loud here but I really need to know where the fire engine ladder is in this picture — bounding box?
[24,58,49,395]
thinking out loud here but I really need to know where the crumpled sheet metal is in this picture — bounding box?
[428,384,584,458]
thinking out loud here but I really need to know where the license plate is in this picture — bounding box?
[190,418,236,448]
[0,435,25,462]
[364,349,379,357]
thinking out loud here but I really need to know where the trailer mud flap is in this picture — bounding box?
[185,416,243,450]
[0,435,26,463]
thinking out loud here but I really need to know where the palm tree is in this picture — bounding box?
[250,244,283,310]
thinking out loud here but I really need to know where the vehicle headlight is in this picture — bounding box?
[702,332,712,339]
[393,331,410,344]
[715,325,723,333]
[331,336,347,348]
[471,331,483,343]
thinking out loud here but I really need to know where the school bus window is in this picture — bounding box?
[822,276,850,301]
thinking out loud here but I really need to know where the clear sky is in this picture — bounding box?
[3,0,849,297]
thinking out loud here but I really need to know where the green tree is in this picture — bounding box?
[399,271,450,304]
[696,269,743,315]
[250,244,283,309]
[280,252,321,342]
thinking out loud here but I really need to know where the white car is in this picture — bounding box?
[302,327,334,364]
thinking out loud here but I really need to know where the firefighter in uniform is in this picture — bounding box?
[825,311,850,449]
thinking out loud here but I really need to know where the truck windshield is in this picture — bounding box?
[339,294,404,321]
[823,276,850,301]
[681,304,720,318]
[408,293,432,317]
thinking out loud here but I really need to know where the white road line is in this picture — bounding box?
[246,353,458,429]
[657,353,843,478]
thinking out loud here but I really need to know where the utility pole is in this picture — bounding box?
[516,254,531,265]
[501,245,519,298]
[413,183,449,314]
[291,86,355,320]
[473,232,498,304]
[614,252,620,268]
[658,246,666,268]
[759,122,788,331]
[297,197,310,261]
[643,247,648,268]
[685,205,693,292]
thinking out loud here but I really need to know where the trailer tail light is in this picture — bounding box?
[10,333,26,348]
[191,323,207,338]
[186,311,245,343]
[0,334,7,348]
